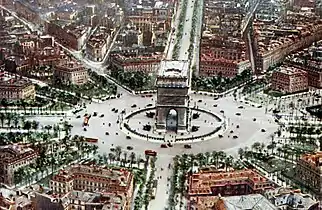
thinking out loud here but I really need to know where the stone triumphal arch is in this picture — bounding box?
[155,60,190,132]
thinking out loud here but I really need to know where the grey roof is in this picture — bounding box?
[224,194,278,210]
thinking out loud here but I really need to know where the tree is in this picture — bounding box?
[115,146,122,162]
[13,116,19,128]
[129,152,136,168]
[238,148,244,159]
[0,113,4,127]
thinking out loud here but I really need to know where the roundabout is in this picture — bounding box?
[121,106,226,143]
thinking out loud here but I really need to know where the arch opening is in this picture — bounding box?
[166,109,178,132]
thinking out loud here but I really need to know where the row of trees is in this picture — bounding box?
[192,69,252,93]
[110,67,153,90]
[14,135,98,186]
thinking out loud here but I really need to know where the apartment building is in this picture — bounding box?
[53,61,88,85]
[0,78,35,101]
[0,144,38,186]
[271,66,308,93]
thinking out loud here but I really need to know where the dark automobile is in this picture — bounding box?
[161,144,167,148]
[127,146,133,150]
[236,125,239,128]
[126,135,131,139]
[114,109,118,113]
[253,118,256,121]
[238,106,243,109]
[233,135,238,139]
[218,134,223,138]
[131,104,137,108]
[236,113,241,116]
[100,114,104,117]
[93,112,98,117]
[83,128,87,131]
[105,132,109,135]
[220,110,224,113]
[213,104,218,107]
[230,130,234,133]
[76,115,81,118]
[261,129,266,132]
[146,104,153,107]
[184,144,191,149]
[198,99,202,102]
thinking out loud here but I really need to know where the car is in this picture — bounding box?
[213,97,219,100]
[100,114,104,117]
[83,128,87,131]
[110,148,115,152]
[213,104,218,107]
[184,144,191,149]
[167,143,173,147]
[230,130,234,133]
[93,112,98,117]
[146,104,153,107]
[198,99,202,102]
[257,105,262,108]
[76,115,81,118]
[161,144,167,148]
[111,108,115,112]
[261,129,266,132]
[105,132,109,135]
[131,104,137,108]
[127,146,133,150]
[253,118,256,121]
[218,134,223,138]
[233,135,238,139]
[114,109,118,113]
[236,113,241,116]
[121,110,125,114]
[238,106,243,109]
[236,125,239,128]
[220,110,224,113]
[126,135,131,139]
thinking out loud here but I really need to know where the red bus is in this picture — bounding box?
[145,150,157,156]
[85,138,98,143]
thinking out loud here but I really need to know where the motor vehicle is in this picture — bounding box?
[236,113,241,116]
[131,104,137,108]
[121,110,125,114]
[213,104,218,107]
[84,113,88,117]
[76,115,81,118]
[160,144,167,148]
[233,135,238,139]
[110,148,115,152]
[253,118,256,121]
[198,99,202,102]
[116,132,118,135]
[83,128,87,131]
[261,129,266,132]
[114,109,118,113]
[93,112,98,117]
[146,104,153,107]
[238,106,243,109]
[85,138,98,143]
[184,144,191,149]
[141,95,145,98]
[218,134,223,138]
[236,125,239,128]
[111,108,115,112]
[127,146,133,150]
[167,143,173,147]
[145,150,157,156]
[100,114,104,117]
[105,132,109,135]
[220,110,224,113]
[230,130,234,133]
[126,135,131,140]
[214,97,219,100]
[257,105,262,108]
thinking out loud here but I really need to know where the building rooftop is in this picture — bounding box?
[0,78,33,88]
[188,169,272,195]
[265,188,318,210]
[299,152,322,168]
[189,194,277,210]
[55,61,85,72]
[274,66,307,76]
